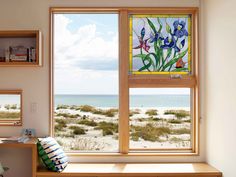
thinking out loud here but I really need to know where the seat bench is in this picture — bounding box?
[36,163,222,177]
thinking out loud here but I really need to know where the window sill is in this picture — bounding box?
[37,162,222,177]
[66,151,199,157]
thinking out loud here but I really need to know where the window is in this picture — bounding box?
[50,7,199,154]
[0,90,22,126]
[129,88,192,150]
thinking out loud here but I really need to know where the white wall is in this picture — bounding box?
[0,1,205,177]
[202,0,236,177]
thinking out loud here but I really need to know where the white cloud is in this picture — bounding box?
[54,14,119,94]
[54,14,118,68]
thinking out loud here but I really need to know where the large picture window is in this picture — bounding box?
[50,7,199,154]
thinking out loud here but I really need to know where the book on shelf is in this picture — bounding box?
[6,46,36,62]
[10,54,28,61]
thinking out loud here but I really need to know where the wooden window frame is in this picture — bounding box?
[0,90,23,126]
[49,7,199,156]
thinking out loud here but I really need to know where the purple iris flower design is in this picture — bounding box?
[149,32,164,43]
[173,20,188,38]
[160,36,180,52]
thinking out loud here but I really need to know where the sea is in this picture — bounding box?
[0,94,190,108]
[54,95,190,108]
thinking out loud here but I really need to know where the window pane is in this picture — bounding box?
[129,88,191,150]
[129,14,192,74]
[0,92,21,126]
[54,14,119,152]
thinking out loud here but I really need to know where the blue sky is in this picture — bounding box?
[54,14,189,95]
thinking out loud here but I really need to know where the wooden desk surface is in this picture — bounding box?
[37,163,222,177]
[0,137,37,148]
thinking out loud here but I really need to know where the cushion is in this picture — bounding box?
[37,137,68,172]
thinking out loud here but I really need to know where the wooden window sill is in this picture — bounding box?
[37,163,222,177]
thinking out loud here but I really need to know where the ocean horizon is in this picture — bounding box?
[54,94,190,108]
[0,94,190,108]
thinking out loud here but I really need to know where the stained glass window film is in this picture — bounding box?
[129,14,192,75]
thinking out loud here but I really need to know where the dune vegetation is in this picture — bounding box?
[54,105,191,151]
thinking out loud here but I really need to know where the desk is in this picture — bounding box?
[0,138,37,177]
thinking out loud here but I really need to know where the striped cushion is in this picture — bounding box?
[37,137,68,172]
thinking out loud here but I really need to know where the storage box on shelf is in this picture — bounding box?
[0,30,42,66]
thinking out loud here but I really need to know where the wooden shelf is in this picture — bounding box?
[0,30,42,66]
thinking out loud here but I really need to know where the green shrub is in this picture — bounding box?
[103,129,113,136]
[92,109,103,115]
[70,105,80,110]
[80,105,95,112]
[131,134,139,141]
[103,109,117,117]
[164,110,190,118]
[131,124,170,142]
[54,124,67,132]
[55,119,67,128]
[92,108,118,117]
[148,117,162,121]
[69,126,86,135]
[78,119,97,127]
[145,109,158,116]
[170,137,183,142]
[183,119,191,123]
[95,121,118,136]
[54,132,74,138]
[56,105,70,110]
[129,109,140,116]
[168,119,183,124]
[137,118,145,122]
[171,128,191,134]
[56,113,80,118]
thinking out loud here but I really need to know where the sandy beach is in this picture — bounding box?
[54,105,191,152]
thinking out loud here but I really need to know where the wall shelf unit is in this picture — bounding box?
[0,30,42,66]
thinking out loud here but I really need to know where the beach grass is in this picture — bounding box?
[147,117,162,122]
[56,112,81,118]
[54,104,191,150]
[145,109,158,116]
[183,119,191,123]
[164,109,190,118]
[54,119,67,132]
[54,132,74,138]
[129,109,141,116]
[0,111,20,119]
[69,126,86,135]
[169,137,183,142]
[56,104,70,110]
[79,105,118,117]
[80,105,95,112]
[78,119,98,127]
[168,119,183,124]
[95,121,118,136]
[171,128,191,134]
[93,108,118,117]
[131,124,170,142]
